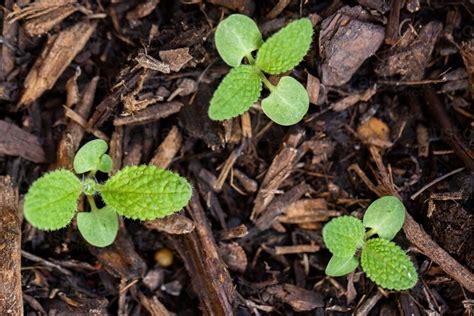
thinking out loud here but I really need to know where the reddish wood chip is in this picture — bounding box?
[0,120,45,163]
[266,284,323,312]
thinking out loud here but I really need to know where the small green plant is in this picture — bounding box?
[24,139,192,247]
[322,196,418,291]
[208,14,314,126]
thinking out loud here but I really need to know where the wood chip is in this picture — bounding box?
[144,214,195,235]
[0,120,45,163]
[0,176,22,316]
[159,48,193,72]
[149,126,182,169]
[357,117,392,149]
[277,199,340,226]
[18,20,97,108]
[274,244,320,255]
[306,73,320,105]
[126,0,160,21]
[330,85,377,112]
[219,224,248,240]
[266,284,323,312]
[219,242,248,273]
[113,101,183,126]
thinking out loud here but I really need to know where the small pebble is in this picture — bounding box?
[154,248,173,267]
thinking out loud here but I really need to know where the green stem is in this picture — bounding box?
[365,228,378,240]
[260,73,276,92]
[87,194,99,212]
[245,53,255,65]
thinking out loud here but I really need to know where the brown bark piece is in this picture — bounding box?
[18,20,97,108]
[1,0,18,81]
[0,120,45,163]
[375,21,443,80]
[274,244,320,255]
[0,177,22,316]
[206,0,255,15]
[277,199,341,225]
[219,242,247,273]
[266,284,323,312]
[330,85,377,112]
[149,126,183,169]
[251,128,305,220]
[144,214,195,235]
[137,292,171,316]
[113,101,183,126]
[159,48,193,72]
[319,6,385,86]
[266,0,291,19]
[460,39,474,100]
[169,193,235,315]
[126,0,160,21]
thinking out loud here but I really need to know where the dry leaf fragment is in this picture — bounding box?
[357,117,392,148]
[159,48,193,72]
[18,20,97,108]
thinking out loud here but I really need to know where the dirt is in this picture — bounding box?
[1,0,473,315]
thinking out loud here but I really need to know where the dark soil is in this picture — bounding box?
[1,0,473,315]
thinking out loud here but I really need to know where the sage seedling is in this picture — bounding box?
[208,14,313,126]
[323,196,418,291]
[24,139,192,247]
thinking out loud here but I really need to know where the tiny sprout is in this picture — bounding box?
[322,196,418,291]
[23,139,192,247]
[209,14,314,126]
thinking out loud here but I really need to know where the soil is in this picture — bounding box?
[1,0,473,315]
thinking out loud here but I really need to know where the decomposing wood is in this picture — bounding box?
[18,20,97,108]
[354,290,384,316]
[109,126,124,175]
[266,0,291,19]
[1,0,18,81]
[168,193,235,315]
[265,284,323,312]
[219,224,248,240]
[232,168,258,193]
[55,76,99,169]
[214,143,244,192]
[306,73,320,105]
[149,126,183,169]
[460,39,474,99]
[219,242,247,273]
[113,101,183,126]
[0,120,45,163]
[8,0,78,37]
[137,292,171,316]
[126,0,160,21]
[362,147,474,293]
[274,244,320,255]
[422,86,474,171]
[0,177,22,316]
[159,48,193,72]
[144,215,195,235]
[330,85,377,112]
[251,128,305,221]
[206,0,255,15]
[385,0,402,45]
[276,199,341,226]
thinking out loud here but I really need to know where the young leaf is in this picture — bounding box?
[323,215,365,257]
[215,14,263,67]
[363,196,406,240]
[325,255,359,277]
[77,206,119,247]
[74,139,108,174]
[208,65,262,121]
[99,154,113,173]
[24,170,82,230]
[256,18,313,75]
[361,238,417,290]
[99,165,192,220]
[261,76,309,126]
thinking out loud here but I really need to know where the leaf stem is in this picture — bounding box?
[245,53,256,65]
[365,228,378,240]
[260,73,276,92]
[87,194,99,212]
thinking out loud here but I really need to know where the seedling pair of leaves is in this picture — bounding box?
[323,196,418,291]
[208,14,313,126]
[24,139,192,247]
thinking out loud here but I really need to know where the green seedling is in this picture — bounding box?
[323,196,418,291]
[24,139,192,247]
[208,14,313,126]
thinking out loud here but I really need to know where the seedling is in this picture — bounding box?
[23,139,192,247]
[208,14,314,126]
[323,196,418,291]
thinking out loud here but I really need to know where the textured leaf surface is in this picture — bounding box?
[361,238,417,290]
[24,170,81,230]
[99,154,113,173]
[74,139,108,174]
[323,215,365,257]
[325,255,359,277]
[215,14,263,67]
[256,18,313,75]
[77,206,118,247]
[363,196,405,240]
[100,165,192,220]
[261,76,309,126]
[208,65,262,121]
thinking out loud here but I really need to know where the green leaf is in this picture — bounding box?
[361,238,417,290]
[74,139,108,174]
[256,18,313,75]
[323,216,365,257]
[215,14,263,67]
[363,196,406,240]
[325,255,359,277]
[24,170,82,230]
[99,165,192,220]
[208,65,262,121]
[261,76,309,126]
[77,206,119,247]
[99,154,113,173]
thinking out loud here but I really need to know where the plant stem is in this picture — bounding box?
[260,73,276,92]
[245,53,255,65]
[87,194,99,212]
[365,228,378,240]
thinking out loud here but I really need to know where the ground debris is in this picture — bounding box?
[319,6,385,86]
[0,120,45,163]
[113,101,183,126]
[266,283,323,312]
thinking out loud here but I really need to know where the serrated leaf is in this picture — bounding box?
[99,165,192,220]
[24,170,82,230]
[74,139,108,174]
[361,238,417,290]
[323,216,365,257]
[208,65,262,121]
[77,206,118,247]
[215,14,263,67]
[363,196,405,240]
[261,76,309,126]
[326,255,359,277]
[256,18,313,75]
[99,154,113,173]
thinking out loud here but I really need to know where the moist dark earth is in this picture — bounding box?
[0,0,473,315]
